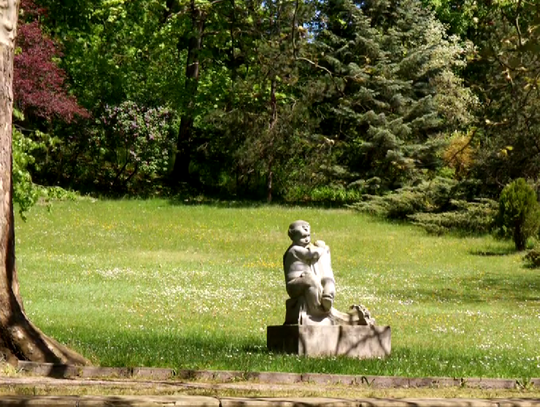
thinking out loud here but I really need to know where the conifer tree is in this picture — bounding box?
[310,0,474,191]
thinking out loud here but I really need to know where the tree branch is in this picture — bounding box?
[296,56,333,76]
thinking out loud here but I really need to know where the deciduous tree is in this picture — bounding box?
[14,0,88,122]
[0,0,88,365]
[468,1,540,190]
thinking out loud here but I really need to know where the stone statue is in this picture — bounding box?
[268,220,390,358]
[283,220,375,326]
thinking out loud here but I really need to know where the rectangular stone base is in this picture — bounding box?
[267,325,391,359]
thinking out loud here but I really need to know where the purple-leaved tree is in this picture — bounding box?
[14,0,87,122]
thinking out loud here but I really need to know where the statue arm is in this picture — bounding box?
[309,243,329,260]
[292,245,324,262]
[314,240,327,248]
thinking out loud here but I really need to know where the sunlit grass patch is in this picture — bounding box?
[15,199,540,379]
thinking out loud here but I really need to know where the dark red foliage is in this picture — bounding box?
[14,1,88,122]
[19,0,47,19]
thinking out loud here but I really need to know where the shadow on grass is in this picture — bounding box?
[522,263,540,270]
[469,246,516,256]
[386,270,540,304]
[476,275,540,301]
[388,287,485,304]
[167,195,270,209]
[165,193,358,210]
[241,344,268,354]
[36,327,540,380]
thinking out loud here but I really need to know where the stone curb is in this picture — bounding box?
[17,361,540,390]
[0,395,539,406]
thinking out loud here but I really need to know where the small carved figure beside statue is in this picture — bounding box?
[267,220,391,358]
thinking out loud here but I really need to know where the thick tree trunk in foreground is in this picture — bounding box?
[0,0,88,365]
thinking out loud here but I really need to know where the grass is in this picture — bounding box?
[14,199,540,380]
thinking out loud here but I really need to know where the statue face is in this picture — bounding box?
[0,0,17,47]
[291,222,311,246]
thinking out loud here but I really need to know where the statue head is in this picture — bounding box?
[288,220,311,247]
[0,0,18,47]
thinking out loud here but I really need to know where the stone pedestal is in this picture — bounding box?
[267,325,391,359]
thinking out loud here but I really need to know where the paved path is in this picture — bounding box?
[1,375,539,406]
[0,393,538,406]
[0,362,538,406]
[15,361,540,390]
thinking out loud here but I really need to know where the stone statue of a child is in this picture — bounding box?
[283,220,336,322]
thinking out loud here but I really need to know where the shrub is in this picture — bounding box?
[496,178,540,251]
[91,101,177,192]
[12,127,39,217]
[442,131,476,179]
[13,125,86,219]
[350,177,497,235]
[284,185,363,205]
[408,199,497,235]
[523,246,540,268]
[349,177,457,219]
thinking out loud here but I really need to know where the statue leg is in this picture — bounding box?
[321,278,335,311]
[284,297,303,324]
[286,273,323,315]
[314,248,335,312]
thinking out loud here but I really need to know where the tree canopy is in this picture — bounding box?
[11,0,540,205]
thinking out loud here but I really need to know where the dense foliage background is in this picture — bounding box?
[13,0,540,214]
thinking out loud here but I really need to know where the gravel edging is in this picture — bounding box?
[16,361,540,390]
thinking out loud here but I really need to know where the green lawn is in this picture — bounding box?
[15,199,540,379]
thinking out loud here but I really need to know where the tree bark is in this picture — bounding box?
[0,0,88,366]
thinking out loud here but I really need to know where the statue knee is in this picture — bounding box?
[302,273,319,286]
[321,277,335,297]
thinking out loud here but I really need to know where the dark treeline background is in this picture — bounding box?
[12,0,540,216]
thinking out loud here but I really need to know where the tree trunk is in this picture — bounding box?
[514,223,526,251]
[172,0,206,184]
[266,78,278,203]
[0,0,88,366]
